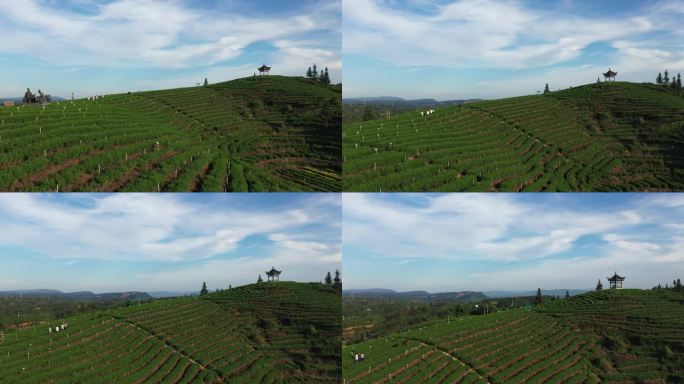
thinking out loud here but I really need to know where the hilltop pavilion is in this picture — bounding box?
[258,64,271,75]
[607,272,625,289]
[603,68,618,82]
[266,266,281,282]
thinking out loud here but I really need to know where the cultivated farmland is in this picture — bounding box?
[0,282,341,383]
[343,289,684,383]
[0,76,341,192]
[343,82,684,191]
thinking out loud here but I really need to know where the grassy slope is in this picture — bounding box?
[343,82,684,191]
[343,289,684,383]
[0,76,341,192]
[0,282,341,383]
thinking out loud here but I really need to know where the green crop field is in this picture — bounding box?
[0,282,341,383]
[343,82,684,191]
[343,289,684,383]
[0,76,341,192]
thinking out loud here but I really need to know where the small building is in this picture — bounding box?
[258,64,271,75]
[607,272,625,289]
[265,266,281,282]
[603,68,618,82]
[3,101,14,107]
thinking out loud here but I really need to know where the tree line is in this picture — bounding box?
[306,63,331,85]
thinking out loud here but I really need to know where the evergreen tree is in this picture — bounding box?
[322,67,330,85]
[677,74,682,91]
[656,72,663,84]
[313,64,318,78]
[596,279,603,291]
[324,272,332,285]
[361,105,375,121]
[597,77,601,83]
[565,290,570,298]
[333,269,342,290]
[257,274,263,283]
[543,83,550,94]
[664,70,670,84]
[200,282,208,295]
[203,78,208,86]
[229,284,232,289]
[657,283,662,289]
[535,288,542,305]
[306,67,312,78]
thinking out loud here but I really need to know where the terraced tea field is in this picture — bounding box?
[343,82,684,191]
[0,282,341,383]
[343,289,684,383]
[0,76,341,192]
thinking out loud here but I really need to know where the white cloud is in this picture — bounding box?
[0,0,340,71]
[0,194,339,263]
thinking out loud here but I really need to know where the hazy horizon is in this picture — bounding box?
[0,0,341,99]
[343,0,684,100]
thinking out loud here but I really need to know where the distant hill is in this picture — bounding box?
[343,96,480,107]
[0,75,341,192]
[344,81,684,191]
[0,289,151,301]
[344,288,684,383]
[484,288,590,298]
[0,281,341,382]
[344,288,487,302]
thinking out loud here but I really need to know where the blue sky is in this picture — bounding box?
[343,0,684,100]
[0,0,341,98]
[343,193,684,292]
[0,193,341,293]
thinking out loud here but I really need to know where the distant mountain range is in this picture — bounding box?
[343,288,487,302]
[343,96,481,107]
[483,289,592,298]
[0,289,152,301]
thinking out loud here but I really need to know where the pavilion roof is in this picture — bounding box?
[603,69,617,76]
[607,272,625,281]
[258,64,271,71]
[266,266,281,275]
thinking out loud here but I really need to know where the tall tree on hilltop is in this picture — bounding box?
[677,74,682,91]
[324,271,332,285]
[203,78,208,86]
[333,269,342,290]
[664,70,670,84]
[596,279,603,291]
[322,67,331,85]
[200,282,208,295]
[565,290,570,298]
[597,77,601,83]
[656,73,663,84]
[306,67,312,78]
[257,274,263,283]
[535,288,542,305]
[313,64,318,78]
[543,83,550,94]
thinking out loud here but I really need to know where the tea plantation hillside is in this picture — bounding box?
[0,282,341,383]
[343,82,684,191]
[0,76,341,192]
[343,289,683,383]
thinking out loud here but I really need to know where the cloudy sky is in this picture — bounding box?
[343,193,684,292]
[0,0,341,98]
[0,193,341,293]
[343,0,684,100]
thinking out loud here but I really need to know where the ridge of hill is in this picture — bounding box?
[0,76,341,192]
[342,289,684,383]
[0,281,341,383]
[343,82,684,191]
